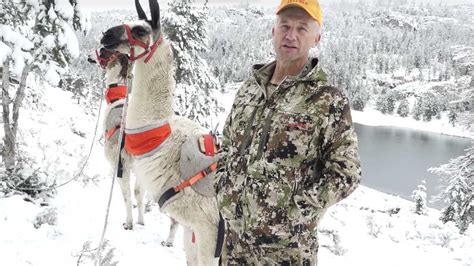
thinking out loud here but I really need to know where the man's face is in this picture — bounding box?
[272,7,320,65]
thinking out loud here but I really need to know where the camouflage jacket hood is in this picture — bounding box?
[216,58,361,262]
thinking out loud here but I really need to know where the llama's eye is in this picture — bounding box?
[133,27,149,37]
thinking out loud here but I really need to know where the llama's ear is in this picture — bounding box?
[149,0,160,30]
[135,0,148,21]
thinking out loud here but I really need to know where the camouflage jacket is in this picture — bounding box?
[216,58,361,262]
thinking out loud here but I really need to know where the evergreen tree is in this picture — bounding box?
[448,106,457,126]
[162,0,222,129]
[412,97,423,121]
[397,98,410,117]
[411,179,428,215]
[375,91,395,114]
[429,146,474,233]
[422,92,440,122]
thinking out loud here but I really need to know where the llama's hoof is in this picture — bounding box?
[137,221,145,226]
[122,223,133,230]
[161,241,173,247]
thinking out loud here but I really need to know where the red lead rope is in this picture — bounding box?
[123,24,163,63]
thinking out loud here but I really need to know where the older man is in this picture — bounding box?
[215,0,361,264]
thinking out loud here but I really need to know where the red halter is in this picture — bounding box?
[95,49,119,69]
[123,24,163,63]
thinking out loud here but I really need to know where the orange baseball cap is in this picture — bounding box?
[276,0,323,26]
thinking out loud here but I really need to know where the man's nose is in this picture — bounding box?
[284,28,297,41]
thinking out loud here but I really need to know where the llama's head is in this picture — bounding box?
[100,0,162,62]
[87,47,130,81]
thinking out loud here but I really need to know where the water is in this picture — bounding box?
[354,123,472,209]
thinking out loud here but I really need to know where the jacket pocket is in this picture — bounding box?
[265,111,315,164]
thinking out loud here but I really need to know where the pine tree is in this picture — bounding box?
[429,146,474,233]
[397,98,410,117]
[448,107,457,126]
[162,0,222,129]
[412,97,423,121]
[411,179,428,215]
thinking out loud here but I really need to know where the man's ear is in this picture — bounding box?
[272,27,275,37]
[314,34,321,47]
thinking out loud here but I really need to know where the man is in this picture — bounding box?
[215,0,361,264]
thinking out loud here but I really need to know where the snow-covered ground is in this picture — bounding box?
[1,179,473,265]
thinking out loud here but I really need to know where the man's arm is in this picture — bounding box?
[298,91,361,212]
[319,93,361,206]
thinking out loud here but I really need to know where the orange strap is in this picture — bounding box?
[125,123,171,156]
[174,162,217,192]
[105,85,127,104]
[105,125,120,139]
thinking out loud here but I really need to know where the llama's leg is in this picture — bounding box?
[144,195,153,213]
[194,221,220,266]
[162,218,179,247]
[183,226,198,266]
[117,169,133,230]
[134,176,145,225]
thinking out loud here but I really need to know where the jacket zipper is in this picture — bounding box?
[255,77,287,161]
[255,108,274,160]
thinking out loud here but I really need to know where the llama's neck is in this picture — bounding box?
[105,65,126,86]
[125,39,174,129]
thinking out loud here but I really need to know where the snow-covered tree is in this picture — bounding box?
[375,90,396,114]
[397,98,410,117]
[162,0,222,129]
[411,179,427,215]
[204,5,273,86]
[429,146,474,233]
[0,0,88,189]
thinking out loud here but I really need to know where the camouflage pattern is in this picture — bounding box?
[215,58,361,265]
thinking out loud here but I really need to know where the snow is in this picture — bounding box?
[0,41,12,63]
[0,25,34,50]
[48,5,58,20]
[55,0,75,20]
[1,182,472,265]
[44,64,62,86]
[60,21,80,59]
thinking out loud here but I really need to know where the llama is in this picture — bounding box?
[87,49,179,247]
[87,49,142,230]
[100,0,221,264]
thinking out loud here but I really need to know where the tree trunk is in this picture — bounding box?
[1,60,30,170]
[2,59,15,170]
[12,64,30,138]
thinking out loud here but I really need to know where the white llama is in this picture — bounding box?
[87,49,179,247]
[100,0,222,265]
